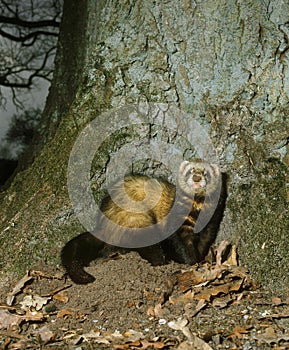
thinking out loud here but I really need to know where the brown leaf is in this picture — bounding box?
[272,297,282,305]
[192,299,207,316]
[0,330,25,340]
[140,339,166,349]
[215,240,230,265]
[153,303,163,318]
[177,265,225,292]
[73,330,110,345]
[113,345,130,349]
[146,306,155,316]
[0,310,22,330]
[6,338,28,349]
[0,308,46,330]
[24,309,44,320]
[6,271,34,306]
[212,297,229,308]
[177,270,206,292]
[32,325,55,342]
[223,244,238,266]
[123,329,144,342]
[194,290,212,302]
[177,337,213,350]
[53,291,69,303]
[57,308,73,318]
[254,326,289,345]
[195,279,244,301]
[228,325,250,340]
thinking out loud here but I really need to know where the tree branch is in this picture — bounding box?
[0,15,60,28]
[0,47,55,88]
[0,0,62,108]
[0,28,58,45]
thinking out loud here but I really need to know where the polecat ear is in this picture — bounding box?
[210,164,220,177]
[179,160,190,173]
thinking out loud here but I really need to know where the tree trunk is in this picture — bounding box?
[0,0,288,295]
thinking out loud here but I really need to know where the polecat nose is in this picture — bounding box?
[193,174,202,182]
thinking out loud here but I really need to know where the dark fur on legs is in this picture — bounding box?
[61,163,227,284]
[61,233,167,283]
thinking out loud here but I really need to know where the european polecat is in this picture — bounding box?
[61,160,226,284]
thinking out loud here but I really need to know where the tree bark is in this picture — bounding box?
[0,0,288,295]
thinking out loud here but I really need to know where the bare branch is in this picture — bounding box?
[0,15,60,28]
[0,46,55,88]
[0,28,58,43]
[0,0,62,108]
[1,28,35,45]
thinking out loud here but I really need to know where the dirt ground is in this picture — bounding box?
[1,247,289,350]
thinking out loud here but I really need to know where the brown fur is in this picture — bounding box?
[61,161,226,284]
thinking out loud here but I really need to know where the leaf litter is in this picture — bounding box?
[0,241,288,349]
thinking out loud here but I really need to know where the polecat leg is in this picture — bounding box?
[61,232,105,284]
[161,230,201,265]
[136,244,166,265]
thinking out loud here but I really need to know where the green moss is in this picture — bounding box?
[227,159,288,294]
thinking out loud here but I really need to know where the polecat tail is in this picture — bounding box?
[61,232,104,284]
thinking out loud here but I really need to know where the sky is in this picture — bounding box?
[0,0,60,152]
[0,80,50,146]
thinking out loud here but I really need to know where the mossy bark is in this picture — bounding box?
[0,0,288,294]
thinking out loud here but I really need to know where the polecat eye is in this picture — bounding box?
[205,170,211,180]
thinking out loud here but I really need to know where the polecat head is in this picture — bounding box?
[178,160,220,198]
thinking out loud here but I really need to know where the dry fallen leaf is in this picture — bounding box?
[140,339,166,349]
[23,309,45,322]
[184,299,207,318]
[153,302,163,318]
[254,327,289,345]
[223,244,238,266]
[0,308,45,330]
[123,329,145,342]
[32,325,55,342]
[176,242,257,310]
[168,318,194,342]
[177,337,213,350]
[228,325,251,340]
[147,306,155,316]
[6,271,34,306]
[6,338,28,349]
[6,270,64,307]
[0,309,22,329]
[168,317,188,331]
[20,294,50,311]
[272,297,282,305]
[194,279,244,302]
[215,240,229,265]
[73,330,110,345]
[57,308,73,318]
[53,291,69,303]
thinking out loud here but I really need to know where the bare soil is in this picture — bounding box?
[1,250,289,349]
